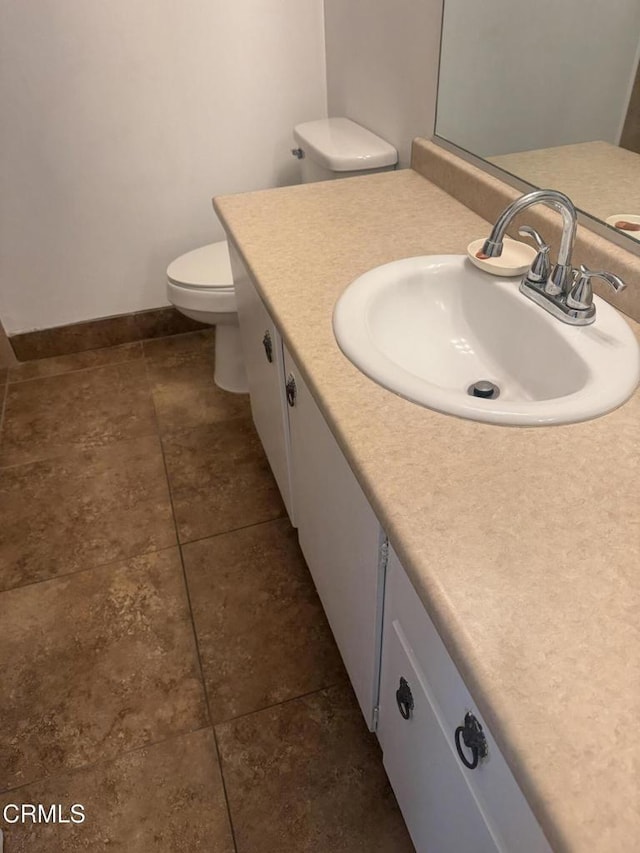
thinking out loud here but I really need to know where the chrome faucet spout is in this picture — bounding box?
[481,188,624,326]
[481,190,577,259]
[481,189,577,294]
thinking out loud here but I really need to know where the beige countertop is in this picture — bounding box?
[490,141,640,231]
[214,168,640,853]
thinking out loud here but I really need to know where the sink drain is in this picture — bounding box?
[468,380,500,399]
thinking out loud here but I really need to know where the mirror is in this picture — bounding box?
[435,0,640,244]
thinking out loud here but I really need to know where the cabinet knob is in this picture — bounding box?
[285,373,297,407]
[396,677,414,720]
[262,330,273,363]
[454,711,488,770]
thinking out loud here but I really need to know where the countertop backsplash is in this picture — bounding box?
[412,139,640,323]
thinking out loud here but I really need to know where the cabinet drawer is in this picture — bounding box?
[381,549,551,852]
[379,616,500,852]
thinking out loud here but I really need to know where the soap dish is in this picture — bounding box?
[467,237,536,277]
[605,214,640,241]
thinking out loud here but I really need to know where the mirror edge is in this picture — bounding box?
[431,134,640,259]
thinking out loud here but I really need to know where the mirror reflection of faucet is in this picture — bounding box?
[478,190,626,325]
[605,214,640,240]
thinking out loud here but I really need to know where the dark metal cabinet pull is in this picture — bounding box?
[455,711,488,770]
[285,374,297,407]
[262,330,273,363]
[396,677,414,720]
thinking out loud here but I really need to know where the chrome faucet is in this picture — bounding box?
[481,189,625,325]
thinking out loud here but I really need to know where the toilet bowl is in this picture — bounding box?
[166,241,248,393]
[167,118,397,396]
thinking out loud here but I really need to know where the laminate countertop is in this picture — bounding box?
[214,168,640,853]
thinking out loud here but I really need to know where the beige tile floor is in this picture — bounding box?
[0,330,413,851]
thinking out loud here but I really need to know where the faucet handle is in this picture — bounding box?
[518,226,550,285]
[518,225,547,251]
[566,265,626,311]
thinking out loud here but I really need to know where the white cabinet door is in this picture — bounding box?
[378,616,501,853]
[229,241,294,523]
[283,346,383,728]
[379,551,552,853]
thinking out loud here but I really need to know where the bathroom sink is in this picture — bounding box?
[332,255,640,425]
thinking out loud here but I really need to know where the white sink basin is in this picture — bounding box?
[333,255,640,426]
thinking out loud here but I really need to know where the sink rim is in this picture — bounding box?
[332,255,640,426]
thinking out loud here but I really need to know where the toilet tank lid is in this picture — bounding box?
[167,241,233,288]
[293,118,398,171]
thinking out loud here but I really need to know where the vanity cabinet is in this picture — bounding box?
[282,345,384,728]
[229,241,294,523]
[230,242,383,727]
[229,240,550,851]
[378,548,551,853]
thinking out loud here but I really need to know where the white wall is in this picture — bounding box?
[437,0,640,157]
[0,0,327,334]
[324,0,443,168]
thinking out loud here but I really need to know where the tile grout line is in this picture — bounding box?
[6,347,144,385]
[0,724,215,797]
[6,330,212,385]
[9,329,210,375]
[140,350,337,739]
[0,677,346,798]
[0,335,209,470]
[2,334,317,848]
[212,726,240,853]
[0,370,206,794]
[139,357,208,689]
[6,328,212,386]
[179,512,288,550]
[141,350,240,853]
[0,543,181,596]
[212,681,349,731]
[0,430,161,473]
[140,328,213,353]
[0,353,163,471]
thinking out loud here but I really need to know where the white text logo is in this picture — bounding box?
[2,804,85,825]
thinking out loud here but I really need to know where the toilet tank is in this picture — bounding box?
[292,117,398,183]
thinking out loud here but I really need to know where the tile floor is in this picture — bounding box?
[0,330,413,851]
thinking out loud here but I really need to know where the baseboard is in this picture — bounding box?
[9,307,208,362]
[0,318,18,369]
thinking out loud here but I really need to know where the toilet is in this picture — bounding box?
[166,118,397,393]
[166,241,245,392]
